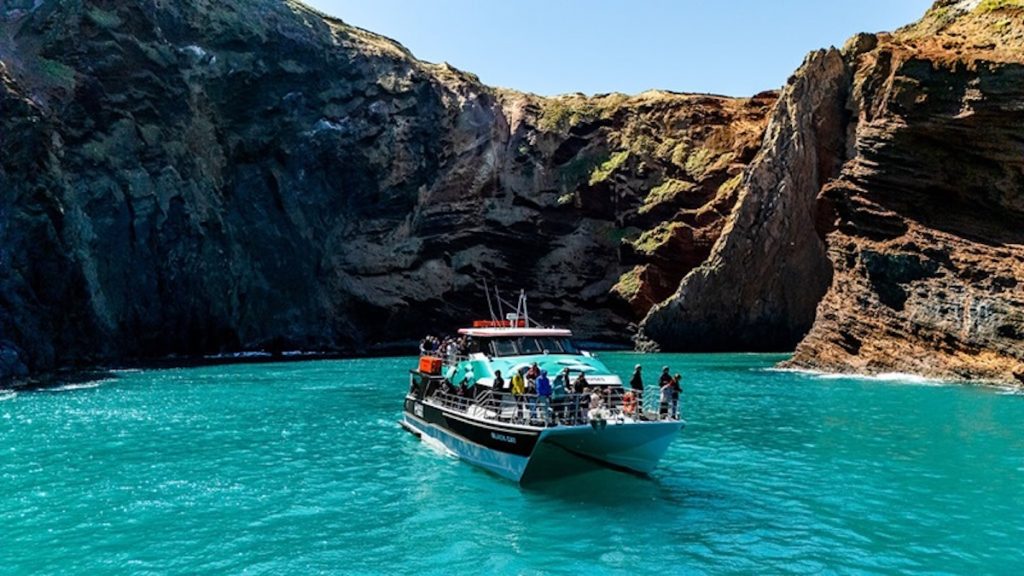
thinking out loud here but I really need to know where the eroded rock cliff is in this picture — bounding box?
[2,0,1021,386]
[0,0,775,379]
[640,1,1024,383]
[784,2,1024,383]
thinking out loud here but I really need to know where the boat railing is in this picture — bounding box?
[419,351,472,367]
[425,387,680,426]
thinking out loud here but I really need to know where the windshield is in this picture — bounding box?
[486,337,581,357]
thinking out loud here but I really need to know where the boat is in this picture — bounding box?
[400,290,684,484]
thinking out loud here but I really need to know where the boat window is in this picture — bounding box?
[517,337,543,355]
[535,337,563,354]
[559,338,579,354]
[489,338,518,357]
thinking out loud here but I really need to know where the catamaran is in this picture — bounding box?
[400,290,684,484]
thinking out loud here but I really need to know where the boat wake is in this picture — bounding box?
[0,391,16,402]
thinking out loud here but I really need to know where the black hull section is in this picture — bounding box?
[403,397,540,458]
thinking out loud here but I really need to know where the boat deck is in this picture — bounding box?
[419,386,676,430]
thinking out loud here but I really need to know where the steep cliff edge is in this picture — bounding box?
[642,1,1023,383]
[783,2,1024,383]
[641,49,847,351]
[0,0,775,380]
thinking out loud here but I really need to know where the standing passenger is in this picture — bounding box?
[536,370,552,424]
[629,364,644,417]
[659,368,672,420]
[670,373,682,420]
[510,369,526,422]
[492,370,505,413]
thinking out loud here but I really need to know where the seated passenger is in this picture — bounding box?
[586,387,609,428]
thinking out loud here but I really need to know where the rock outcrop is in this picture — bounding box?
[0,0,774,380]
[641,49,847,351]
[641,1,1024,383]
[783,2,1024,383]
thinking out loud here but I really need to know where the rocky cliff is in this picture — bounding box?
[2,0,1021,386]
[0,0,774,380]
[643,0,1024,384]
[785,1,1024,383]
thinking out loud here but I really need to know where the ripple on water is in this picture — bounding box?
[1,354,1024,574]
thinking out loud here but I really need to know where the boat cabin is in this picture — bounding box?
[457,327,580,358]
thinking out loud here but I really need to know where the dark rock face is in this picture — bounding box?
[0,0,775,380]
[2,0,1020,387]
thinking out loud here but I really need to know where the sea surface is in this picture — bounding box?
[2,353,1023,575]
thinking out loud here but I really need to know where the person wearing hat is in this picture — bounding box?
[629,365,644,418]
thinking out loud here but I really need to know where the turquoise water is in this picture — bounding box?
[2,353,1024,575]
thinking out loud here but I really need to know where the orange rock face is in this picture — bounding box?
[641,2,1024,384]
[784,4,1024,384]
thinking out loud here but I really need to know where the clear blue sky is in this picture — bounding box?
[303,0,934,97]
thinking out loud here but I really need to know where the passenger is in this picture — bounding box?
[659,370,672,420]
[629,365,644,417]
[570,372,588,423]
[587,387,608,429]
[526,362,540,381]
[659,365,673,388]
[671,373,682,420]
[573,372,589,391]
[419,337,429,356]
[440,378,455,407]
[622,390,637,416]
[511,369,526,422]
[557,366,573,422]
[536,370,552,424]
[490,370,506,418]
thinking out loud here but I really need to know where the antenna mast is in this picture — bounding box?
[483,279,497,321]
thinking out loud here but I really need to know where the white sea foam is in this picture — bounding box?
[0,391,16,402]
[765,367,949,386]
[418,432,457,459]
[47,379,115,392]
[204,351,272,360]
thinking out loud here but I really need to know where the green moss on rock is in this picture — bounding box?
[639,179,696,214]
[589,151,630,186]
[612,265,647,301]
[630,221,685,255]
[684,147,715,179]
[978,0,1024,12]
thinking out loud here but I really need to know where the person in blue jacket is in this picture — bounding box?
[536,370,552,424]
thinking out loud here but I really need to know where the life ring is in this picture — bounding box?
[623,391,637,415]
